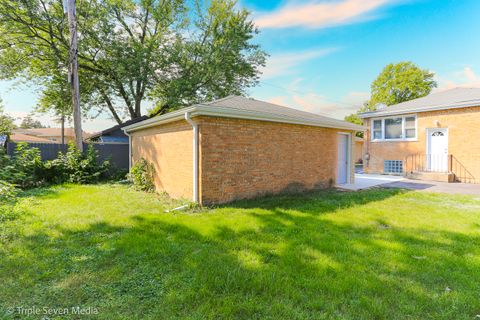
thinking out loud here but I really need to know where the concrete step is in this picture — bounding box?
[406,171,455,183]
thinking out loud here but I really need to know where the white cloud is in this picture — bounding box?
[267,95,289,106]
[266,87,368,119]
[255,0,393,29]
[293,91,368,118]
[435,67,480,91]
[260,48,337,79]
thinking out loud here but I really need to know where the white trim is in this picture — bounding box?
[370,114,418,142]
[185,112,199,203]
[123,104,366,133]
[337,132,352,184]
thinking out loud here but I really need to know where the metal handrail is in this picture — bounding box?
[406,154,476,183]
[405,154,450,174]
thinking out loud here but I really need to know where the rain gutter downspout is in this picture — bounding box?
[185,112,199,203]
[124,130,132,170]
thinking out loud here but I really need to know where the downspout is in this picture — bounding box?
[124,130,132,170]
[185,112,199,203]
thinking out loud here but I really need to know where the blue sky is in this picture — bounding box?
[1,0,480,131]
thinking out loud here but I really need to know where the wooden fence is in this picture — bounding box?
[6,142,129,170]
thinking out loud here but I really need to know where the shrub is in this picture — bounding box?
[128,158,155,192]
[0,143,112,188]
[0,143,44,188]
[0,180,21,222]
[0,180,18,203]
[47,143,110,184]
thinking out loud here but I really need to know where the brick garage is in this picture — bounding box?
[125,96,363,204]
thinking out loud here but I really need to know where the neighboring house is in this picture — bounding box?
[354,137,364,163]
[11,128,91,143]
[124,96,364,204]
[9,132,56,143]
[86,116,148,144]
[359,87,480,183]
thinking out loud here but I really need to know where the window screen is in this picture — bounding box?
[384,160,403,174]
[373,120,382,140]
[405,116,416,138]
[384,118,402,139]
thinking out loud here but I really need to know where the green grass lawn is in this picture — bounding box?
[1,184,480,319]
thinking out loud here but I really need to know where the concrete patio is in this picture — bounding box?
[338,173,480,196]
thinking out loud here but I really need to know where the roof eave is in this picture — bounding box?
[359,102,480,118]
[123,105,366,133]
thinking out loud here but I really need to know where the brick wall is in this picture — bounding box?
[363,106,480,182]
[354,140,364,163]
[197,117,354,204]
[130,120,193,199]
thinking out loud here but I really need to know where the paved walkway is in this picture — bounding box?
[338,174,480,196]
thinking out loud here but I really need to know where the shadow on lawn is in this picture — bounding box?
[1,188,480,319]
[222,187,407,213]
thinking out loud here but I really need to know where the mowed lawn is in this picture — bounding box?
[1,185,480,319]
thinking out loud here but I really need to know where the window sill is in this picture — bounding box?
[371,139,418,143]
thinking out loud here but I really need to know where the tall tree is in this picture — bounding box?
[149,0,266,114]
[0,99,16,136]
[0,0,266,123]
[367,61,437,109]
[344,113,363,138]
[20,113,46,128]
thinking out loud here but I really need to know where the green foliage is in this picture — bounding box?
[0,180,20,222]
[128,158,155,192]
[149,0,267,114]
[0,101,15,136]
[0,143,45,188]
[1,184,480,319]
[0,0,266,123]
[0,180,18,203]
[20,113,45,129]
[0,143,111,188]
[368,61,437,109]
[47,144,110,184]
[344,113,364,138]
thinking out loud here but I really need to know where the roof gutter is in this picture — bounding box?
[184,112,199,204]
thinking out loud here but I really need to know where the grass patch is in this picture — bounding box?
[1,184,480,319]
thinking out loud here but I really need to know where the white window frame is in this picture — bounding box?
[370,114,417,142]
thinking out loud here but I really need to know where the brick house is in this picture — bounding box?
[123,96,364,204]
[360,87,480,183]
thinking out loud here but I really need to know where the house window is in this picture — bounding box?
[373,120,382,140]
[405,116,416,138]
[371,115,417,141]
[385,117,402,139]
[384,160,403,174]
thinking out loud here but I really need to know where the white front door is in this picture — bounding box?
[337,134,349,184]
[427,128,448,172]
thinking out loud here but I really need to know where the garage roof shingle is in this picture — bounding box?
[124,95,365,132]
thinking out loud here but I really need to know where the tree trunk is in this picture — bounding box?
[61,114,65,146]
